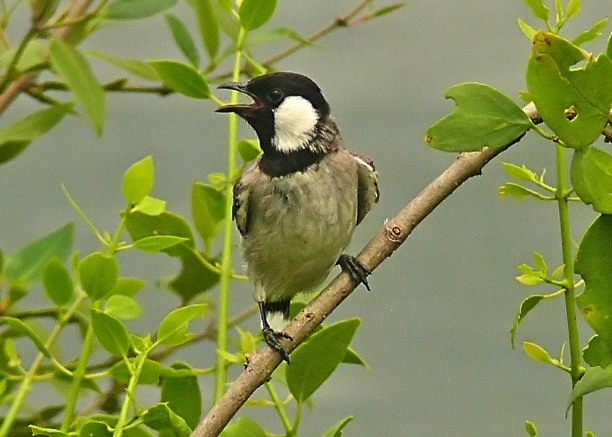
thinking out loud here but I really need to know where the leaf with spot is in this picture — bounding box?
[526,32,612,149]
[575,215,612,353]
[425,83,532,152]
[571,147,612,213]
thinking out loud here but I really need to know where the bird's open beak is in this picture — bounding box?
[216,82,259,115]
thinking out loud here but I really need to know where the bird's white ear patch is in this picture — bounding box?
[272,95,319,153]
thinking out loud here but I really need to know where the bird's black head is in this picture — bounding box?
[216,72,331,155]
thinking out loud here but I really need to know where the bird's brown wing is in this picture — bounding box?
[233,170,254,237]
[351,151,379,225]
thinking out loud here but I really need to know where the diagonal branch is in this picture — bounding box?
[191,103,540,437]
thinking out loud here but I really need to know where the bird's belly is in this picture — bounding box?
[243,169,358,302]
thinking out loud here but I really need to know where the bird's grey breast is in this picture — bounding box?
[242,150,360,300]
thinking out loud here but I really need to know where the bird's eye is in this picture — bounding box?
[267,88,283,104]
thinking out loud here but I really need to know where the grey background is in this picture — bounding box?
[1,1,611,435]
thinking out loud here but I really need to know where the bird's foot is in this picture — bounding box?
[262,326,292,364]
[337,254,371,291]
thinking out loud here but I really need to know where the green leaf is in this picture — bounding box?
[525,420,538,437]
[517,18,537,40]
[157,304,207,346]
[142,403,192,436]
[608,29,612,59]
[125,210,194,257]
[104,0,177,20]
[132,196,166,216]
[237,139,262,162]
[219,417,267,437]
[569,365,612,407]
[502,162,537,182]
[4,223,73,285]
[30,426,69,436]
[499,183,544,200]
[287,318,360,402]
[372,3,405,17]
[424,82,532,152]
[149,60,210,98]
[533,252,547,273]
[161,362,201,429]
[0,317,51,357]
[79,420,112,437]
[516,273,543,285]
[566,0,581,18]
[571,147,612,213]
[575,215,612,353]
[523,0,549,21]
[105,295,142,319]
[320,416,354,437]
[187,0,220,59]
[91,310,129,356]
[342,346,368,367]
[110,277,146,297]
[43,257,75,305]
[111,358,175,385]
[122,156,154,205]
[168,250,220,301]
[192,182,226,250]
[583,335,612,368]
[78,252,119,300]
[523,341,553,363]
[87,50,159,81]
[165,13,200,67]
[245,27,312,49]
[132,235,189,252]
[511,295,545,348]
[572,18,608,46]
[239,0,277,31]
[0,103,73,164]
[526,32,612,149]
[49,39,106,136]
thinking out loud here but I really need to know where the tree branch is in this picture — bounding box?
[191,104,540,437]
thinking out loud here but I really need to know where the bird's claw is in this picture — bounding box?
[262,326,292,364]
[337,254,371,291]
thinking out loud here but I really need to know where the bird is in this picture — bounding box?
[216,72,379,363]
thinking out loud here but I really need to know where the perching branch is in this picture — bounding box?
[191,103,540,437]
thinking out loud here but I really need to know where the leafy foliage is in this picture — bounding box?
[424,0,612,435]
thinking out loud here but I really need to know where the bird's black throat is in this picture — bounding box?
[259,147,325,177]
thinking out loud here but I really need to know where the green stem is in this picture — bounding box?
[290,400,304,436]
[0,295,86,437]
[264,382,292,433]
[555,144,583,437]
[214,25,246,403]
[61,320,96,430]
[113,353,148,437]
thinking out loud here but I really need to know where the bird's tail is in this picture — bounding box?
[264,300,291,332]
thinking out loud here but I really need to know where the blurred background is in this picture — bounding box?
[1,0,611,435]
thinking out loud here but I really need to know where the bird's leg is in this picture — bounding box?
[258,301,292,364]
[337,254,371,291]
